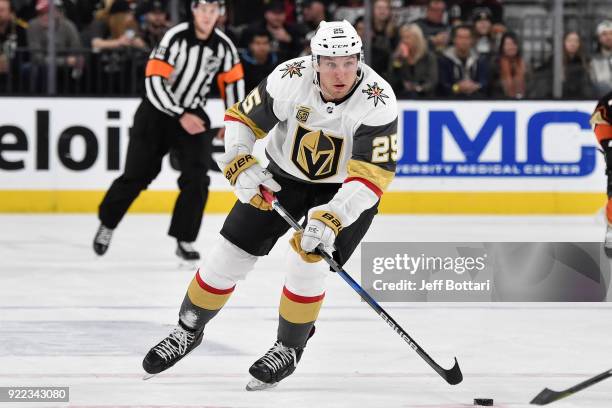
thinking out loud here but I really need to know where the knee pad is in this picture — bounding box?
[199,238,257,288]
[284,247,330,297]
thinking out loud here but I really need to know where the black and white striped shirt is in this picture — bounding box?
[144,22,245,117]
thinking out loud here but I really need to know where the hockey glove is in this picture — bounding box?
[290,208,342,263]
[289,179,381,263]
[217,146,281,211]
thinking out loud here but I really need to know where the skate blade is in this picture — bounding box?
[142,373,157,380]
[246,377,278,391]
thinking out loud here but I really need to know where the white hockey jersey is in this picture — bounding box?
[225,56,398,196]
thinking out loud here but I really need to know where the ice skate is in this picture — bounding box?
[176,241,200,268]
[93,224,113,255]
[142,321,203,379]
[246,341,305,391]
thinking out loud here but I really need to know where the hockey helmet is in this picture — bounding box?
[310,20,364,89]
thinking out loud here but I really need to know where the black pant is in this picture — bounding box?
[220,172,379,266]
[99,100,212,242]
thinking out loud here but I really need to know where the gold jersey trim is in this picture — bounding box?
[225,103,267,139]
[347,159,395,192]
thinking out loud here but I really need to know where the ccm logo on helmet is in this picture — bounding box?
[331,44,349,48]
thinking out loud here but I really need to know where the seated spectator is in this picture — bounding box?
[591,20,612,98]
[27,0,80,55]
[334,0,364,25]
[88,0,147,94]
[472,7,496,59]
[138,0,169,50]
[489,32,526,99]
[562,31,593,99]
[452,0,503,25]
[354,15,365,39]
[90,0,145,52]
[371,0,397,75]
[297,0,326,41]
[438,24,489,97]
[27,0,82,92]
[242,0,303,62]
[240,28,277,93]
[415,0,449,53]
[0,0,28,91]
[388,23,437,98]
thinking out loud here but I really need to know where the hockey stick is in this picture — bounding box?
[530,368,612,405]
[260,189,463,385]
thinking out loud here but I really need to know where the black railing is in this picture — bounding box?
[2,47,149,96]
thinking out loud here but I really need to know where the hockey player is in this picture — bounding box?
[591,90,612,253]
[142,20,398,390]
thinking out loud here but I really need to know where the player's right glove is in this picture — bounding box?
[289,208,342,263]
[216,145,281,211]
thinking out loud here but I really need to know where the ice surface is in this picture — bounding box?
[1,214,611,408]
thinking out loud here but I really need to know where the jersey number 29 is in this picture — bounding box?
[371,134,398,163]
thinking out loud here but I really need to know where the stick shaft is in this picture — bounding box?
[266,193,462,385]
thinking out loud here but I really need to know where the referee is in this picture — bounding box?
[93,0,244,261]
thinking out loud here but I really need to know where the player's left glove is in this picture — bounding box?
[289,207,342,263]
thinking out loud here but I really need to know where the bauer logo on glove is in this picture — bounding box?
[217,146,281,211]
[319,212,342,232]
[224,154,256,185]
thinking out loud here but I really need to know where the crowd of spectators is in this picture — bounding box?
[0,0,611,98]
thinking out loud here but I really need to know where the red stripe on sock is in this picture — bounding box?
[282,286,325,304]
[344,177,383,197]
[195,269,235,295]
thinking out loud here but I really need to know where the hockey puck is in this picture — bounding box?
[474,398,494,406]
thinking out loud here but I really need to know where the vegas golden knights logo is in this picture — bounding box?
[296,106,310,123]
[291,124,343,180]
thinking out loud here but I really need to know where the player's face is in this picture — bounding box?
[192,3,220,38]
[317,55,359,101]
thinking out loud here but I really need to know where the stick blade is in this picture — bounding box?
[442,357,463,385]
[530,388,562,405]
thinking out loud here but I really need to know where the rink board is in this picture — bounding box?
[0,97,603,214]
